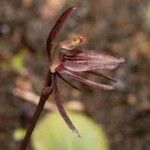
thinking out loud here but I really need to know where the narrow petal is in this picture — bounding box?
[86,71,117,82]
[63,49,125,72]
[46,6,77,60]
[58,73,80,91]
[52,74,80,137]
[60,69,115,90]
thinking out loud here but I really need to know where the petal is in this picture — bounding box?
[63,49,125,72]
[52,74,80,137]
[58,73,80,91]
[46,6,77,59]
[86,71,117,82]
[60,69,115,90]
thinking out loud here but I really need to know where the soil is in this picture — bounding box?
[0,0,150,150]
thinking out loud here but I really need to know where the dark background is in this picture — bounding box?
[0,0,150,149]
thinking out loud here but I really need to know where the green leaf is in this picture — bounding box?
[13,128,26,141]
[32,112,109,150]
[11,51,25,71]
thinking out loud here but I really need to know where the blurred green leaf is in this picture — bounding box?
[13,128,26,141]
[145,3,150,24]
[11,51,25,71]
[32,112,109,150]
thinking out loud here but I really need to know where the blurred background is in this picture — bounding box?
[0,0,150,150]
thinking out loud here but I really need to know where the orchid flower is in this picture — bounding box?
[20,6,125,150]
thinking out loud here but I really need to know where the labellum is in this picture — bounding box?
[20,6,125,150]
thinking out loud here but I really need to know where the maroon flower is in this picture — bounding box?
[20,6,125,150]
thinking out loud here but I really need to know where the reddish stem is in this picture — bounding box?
[20,71,52,150]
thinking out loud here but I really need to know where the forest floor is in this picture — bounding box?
[0,0,150,150]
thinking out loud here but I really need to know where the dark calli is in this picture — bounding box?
[20,6,125,150]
